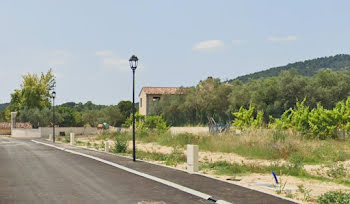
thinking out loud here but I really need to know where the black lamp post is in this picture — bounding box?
[129,55,138,162]
[51,91,56,143]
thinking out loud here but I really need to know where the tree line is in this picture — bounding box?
[150,69,350,126]
[0,70,134,128]
[3,68,350,129]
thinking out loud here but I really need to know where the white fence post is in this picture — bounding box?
[105,141,109,152]
[70,133,75,145]
[187,145,199,173]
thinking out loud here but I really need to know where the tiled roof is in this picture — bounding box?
[0,122,32,129]
[139,87,180,96]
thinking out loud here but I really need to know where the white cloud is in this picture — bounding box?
[95,50,114,57]
[268,35,298,42]
[232,40,243,46]
[193,40,224,51]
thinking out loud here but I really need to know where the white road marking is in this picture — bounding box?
[32,140,232,204]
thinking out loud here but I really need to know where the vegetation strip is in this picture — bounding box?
[31,140,232,204]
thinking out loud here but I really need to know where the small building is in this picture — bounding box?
[139,87,179,115]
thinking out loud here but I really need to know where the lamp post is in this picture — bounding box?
[51,91,56,143]
[129,55,138,162]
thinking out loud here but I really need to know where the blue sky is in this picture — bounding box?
[1,0,350,105]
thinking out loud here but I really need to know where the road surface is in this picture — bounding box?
[0,137,210,204]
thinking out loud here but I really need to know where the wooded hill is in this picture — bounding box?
[0,103,9,111]
[230,54,350,82]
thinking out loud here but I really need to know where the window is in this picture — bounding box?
[140,98,142,107]
[152,97,160,101]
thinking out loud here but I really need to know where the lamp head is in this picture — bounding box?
[129,55,138,70]
[52,91,56,99]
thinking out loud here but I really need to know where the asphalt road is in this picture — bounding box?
[0,137,211,204]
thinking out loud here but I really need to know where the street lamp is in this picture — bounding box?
[51,91,56,143]
[129,55,138,162]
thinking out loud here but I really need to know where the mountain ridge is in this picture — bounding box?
[229,54,350,82]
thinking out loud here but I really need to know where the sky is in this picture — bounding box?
[1,0,350,105]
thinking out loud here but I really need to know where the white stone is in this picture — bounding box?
[187,145,199,173]
[70,133,75,145]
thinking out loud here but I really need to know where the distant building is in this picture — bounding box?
[139,87,180,115]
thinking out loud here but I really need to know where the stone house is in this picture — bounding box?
[139,87,180,115]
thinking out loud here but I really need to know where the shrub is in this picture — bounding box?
[317,191,350,204]
[308,104,338,139]
[112,132,128,153]
[232,105,256,129]
[64,135,70,143]
[123,113,169,134]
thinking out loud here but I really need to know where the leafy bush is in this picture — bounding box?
[269,109,292,130]
[289,99,310,133]
[317,191,350,204]
[124,113,169,135]
[112,132,128,153]
[232,105,264,129]
[144,116,169,134]
[266,98,350,139]
[308,104,338,139]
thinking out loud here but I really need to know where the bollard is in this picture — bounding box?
[70,133,75,145]
[49,134,53,142]
[105,141,109,152]
[187,145,199,173]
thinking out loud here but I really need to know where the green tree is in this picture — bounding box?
[7,69,55,121]
[57,106,83,127]
[101,106,124,127]
[82,110,101,127]
[17,108,59,128]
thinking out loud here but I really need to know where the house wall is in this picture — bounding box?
[139,91,147,115]
[146,94,162,115]
[139,92,163,116]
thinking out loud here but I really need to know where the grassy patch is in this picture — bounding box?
[112,148,186,167]
[200,161,307,177]
[199,161,350,187]
[75,140,85,146]
[133,148,185,166]
[135,129,350,164]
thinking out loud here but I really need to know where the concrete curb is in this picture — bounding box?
[32,140,232,204]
